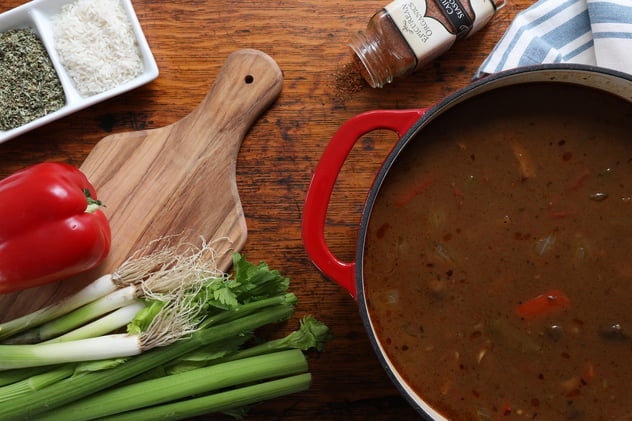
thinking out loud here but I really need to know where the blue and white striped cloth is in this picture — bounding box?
[475,0,632,78]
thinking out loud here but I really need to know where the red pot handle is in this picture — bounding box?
[302,109,427,298]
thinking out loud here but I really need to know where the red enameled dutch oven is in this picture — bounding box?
[302,64,632,419]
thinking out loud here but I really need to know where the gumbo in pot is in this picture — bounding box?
[363,82,632,420]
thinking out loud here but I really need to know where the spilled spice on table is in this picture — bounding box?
[331,59,368,102]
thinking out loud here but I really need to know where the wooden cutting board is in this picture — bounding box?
[0,49,283,320]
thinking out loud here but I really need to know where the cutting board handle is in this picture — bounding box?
[175,48,283,160]
[76,48,284,276]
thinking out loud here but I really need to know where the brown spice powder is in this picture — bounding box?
[331,59,368,101]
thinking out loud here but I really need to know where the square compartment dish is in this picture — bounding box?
[0,0,159,144]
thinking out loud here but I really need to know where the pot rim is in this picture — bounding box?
[353,63,632,419]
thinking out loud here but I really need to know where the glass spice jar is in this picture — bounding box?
[349,0,506,88]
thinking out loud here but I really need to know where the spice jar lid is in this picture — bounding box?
[0,0,159,144]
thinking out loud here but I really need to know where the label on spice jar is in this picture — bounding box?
[385,0,496,70]
[436,0,472,38]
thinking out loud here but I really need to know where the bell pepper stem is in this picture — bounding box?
[83,189,105,213]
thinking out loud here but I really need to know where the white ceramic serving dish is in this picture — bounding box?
[0,0,159,144]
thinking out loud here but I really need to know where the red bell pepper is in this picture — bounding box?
[0,162,111,294]
[515,289,571,320]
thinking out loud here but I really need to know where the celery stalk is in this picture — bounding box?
[165,315,331,375]
[97,373,312,421]
[0,366,48,387]
[198,292,297,329]
[124,315,331,383]
[0,365,76,403]
[36,349,308,421]
[0,303,295,420]
[218,315,332,362]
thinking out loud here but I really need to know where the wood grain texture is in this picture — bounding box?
[0,0,535,419]
[80,49,283,273]
[0,49,283,320]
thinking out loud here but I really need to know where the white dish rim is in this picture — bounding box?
[0,0,159,144]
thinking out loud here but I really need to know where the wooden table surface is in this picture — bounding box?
[0,0,535,419]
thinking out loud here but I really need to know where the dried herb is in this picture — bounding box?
[0,28,66,131]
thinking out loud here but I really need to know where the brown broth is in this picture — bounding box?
[364,82,632,421]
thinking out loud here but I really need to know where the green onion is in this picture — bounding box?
[0,274,118,341]
[45,302,146,343]
[0,236,217,343]
[0,250,330,421]
[0,278,224,370]
[0,334,143,370]
[6,286,140,344]
[0,303,295,420]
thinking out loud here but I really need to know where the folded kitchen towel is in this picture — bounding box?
[475,0,632,78]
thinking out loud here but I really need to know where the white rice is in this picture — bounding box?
[52,0,144,97]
